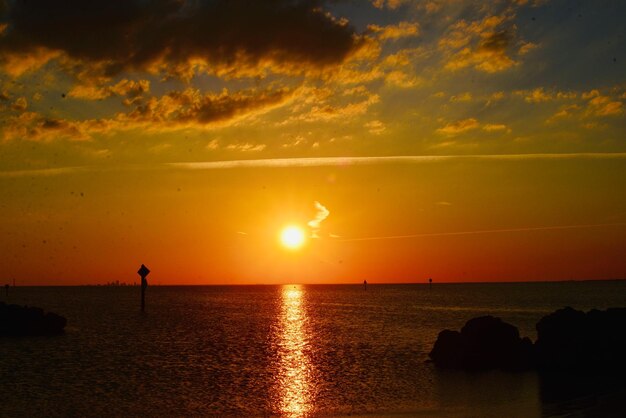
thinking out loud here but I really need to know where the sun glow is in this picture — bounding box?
[280,226,306,249]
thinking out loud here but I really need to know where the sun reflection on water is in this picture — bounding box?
[277,285,313,417]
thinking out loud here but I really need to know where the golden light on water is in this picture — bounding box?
[277,285,313,416]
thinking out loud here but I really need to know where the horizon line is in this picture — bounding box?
[10,278,626,287]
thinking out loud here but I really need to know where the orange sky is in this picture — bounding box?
[0,1,625,284]
[2,156,625,285]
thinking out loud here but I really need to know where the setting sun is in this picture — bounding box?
[280,226,306,250]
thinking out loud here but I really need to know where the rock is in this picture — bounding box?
[429,329,463,368]
[0,302,67,336]
[429,315,534,371]
[430,307,626,374]
[535,306,626,372]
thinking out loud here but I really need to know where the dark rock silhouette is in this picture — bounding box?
[429,307,626,374]
[429,315,534,371]
[535,306,626,373]
[0,302,66,336]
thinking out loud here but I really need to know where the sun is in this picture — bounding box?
[280,226,306,250]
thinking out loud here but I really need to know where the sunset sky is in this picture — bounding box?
[1,0,625,285]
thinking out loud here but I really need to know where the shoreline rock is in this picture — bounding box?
[0,302,67,336]
[535,306,626,372]
[429,307,626,373]
[429,315,534,371]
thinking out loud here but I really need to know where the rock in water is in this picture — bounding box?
[0,302,67,336]
[535,306,626,372]
[429,329,463,368]
[429,315,534,371]
[430,307,626,374]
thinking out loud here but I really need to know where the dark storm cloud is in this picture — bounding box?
[1,86,294,141]
[124,87,292,125]
[0,0,361,77]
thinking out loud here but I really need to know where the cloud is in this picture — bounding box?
[450,92,472,102]
[69,79,150,102]
[339,222,626,241]
[368,22,420,41]
[308,201,330,238]
[0,47,62,77]
[371,0,406,9]
[384,70,422,88]
[284,90,380,123]
[518,41,538,55]
[1,112,110,142]
[206,139,220,150]
[5,81,398,141]
[582,90,623,117]
[4,153,626,177]
[168,153,626,170]
[0,0,363,80]
[281,135,307,148]
[484,91,506,106]
[436,118,510,135]
[225,142,266,152]
[546,104,581,123]
[11,96,27,111]
[123,87,292,126]
[515,88,577,103]
[436,118,479,135]
[0,166,88,178]
[482,123,509,132]
[364,120,386,134]
[2,86,293,141]
[439,14,530,73]
[521,87,552,103]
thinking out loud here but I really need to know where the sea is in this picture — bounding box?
[1,281,625,417]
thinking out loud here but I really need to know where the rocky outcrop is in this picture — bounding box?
[0,302,66,336]
[429,315,534,371]
[535,307,626,372]
[429,307,626,373]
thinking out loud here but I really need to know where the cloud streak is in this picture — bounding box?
[338,223,626,242]
[3,153,626,178]
[168,153,626,170]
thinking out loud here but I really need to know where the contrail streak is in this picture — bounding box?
[168,152,626,170]
[2,153,626,177]
[338,222,626,242]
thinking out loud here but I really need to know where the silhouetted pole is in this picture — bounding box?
[138,264,150,312]
[429,278,432,289]
[363,280,367,291]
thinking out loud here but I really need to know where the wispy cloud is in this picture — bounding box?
[3,153,626,178]
[308,201,330,238]
[168,153,626,170]
[339,223,626,242]
[0,166,88,178]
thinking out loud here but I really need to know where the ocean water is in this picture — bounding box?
[1,281,625,417]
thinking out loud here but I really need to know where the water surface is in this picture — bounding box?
[1,281,625,417]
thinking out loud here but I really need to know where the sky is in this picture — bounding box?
[0,0,625,285]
